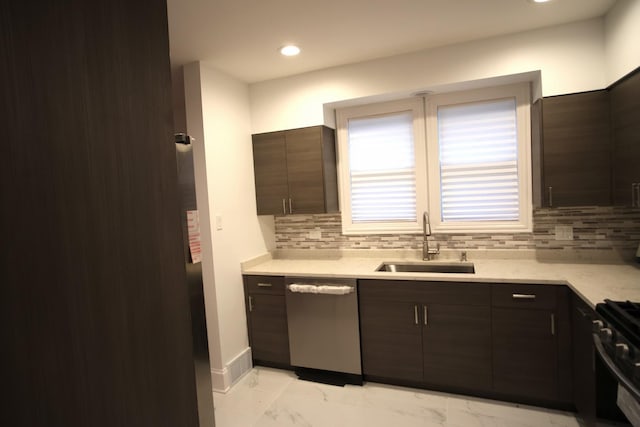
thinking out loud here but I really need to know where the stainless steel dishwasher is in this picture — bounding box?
[285,277,362,385]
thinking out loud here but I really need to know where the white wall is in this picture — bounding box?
[184,62,275,391]
[250,19,607,133]
[604,0,640,84]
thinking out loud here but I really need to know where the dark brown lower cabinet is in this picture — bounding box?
[248,294,290,365]
[359,299,423,381]
[492,307,558,399]
[572,294,597,427]
[243,275,290,367]
[359,280,492,393]
[423,304,492,391]
[491,284,572,406]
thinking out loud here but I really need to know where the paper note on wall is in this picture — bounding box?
[186,210,202,264]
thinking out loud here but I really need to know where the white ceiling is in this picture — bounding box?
[166,0,616,84]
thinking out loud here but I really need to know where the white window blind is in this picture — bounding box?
[437,98,519,222]
[348,112,416,222]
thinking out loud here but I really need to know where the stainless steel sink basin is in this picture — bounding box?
[376,262,475,274]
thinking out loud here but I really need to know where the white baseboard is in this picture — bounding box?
[210,347,253,392]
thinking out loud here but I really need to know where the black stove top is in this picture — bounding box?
[597,300,640,349]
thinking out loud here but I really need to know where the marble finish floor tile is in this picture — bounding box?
[214,367,583,427]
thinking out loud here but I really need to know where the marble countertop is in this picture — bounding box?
[241,250,640,308]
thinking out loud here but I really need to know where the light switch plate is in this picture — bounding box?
[215,215,223,231]
[554,225,573,241]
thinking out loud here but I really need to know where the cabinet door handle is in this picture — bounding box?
[248,296,254,312]
[414,305,419,325]
[512,293,536,300]
[551,313,555,335]
[289,198,292,214]
[548,186,553,207]
[257,282,272,287]
[423,305,428,326]
[282,198,287,215]
[635,183,640,208]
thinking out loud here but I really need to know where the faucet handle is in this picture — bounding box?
[460,251,467,262]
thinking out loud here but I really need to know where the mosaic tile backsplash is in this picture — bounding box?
[275,206,640,253]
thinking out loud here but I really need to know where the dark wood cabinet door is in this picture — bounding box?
[610,69,640,205]
[422,304,492,392]
[360,299,423,382]
[572,295,597,427]
[541,90,611,206]
[248,294,290,365]
[252,132,289,215]
[492,307,558,401]
[285,127,327,214]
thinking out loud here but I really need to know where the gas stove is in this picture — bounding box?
[595,301,640,384]
[594,300,640,425]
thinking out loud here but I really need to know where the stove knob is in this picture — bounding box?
[600,328,613,342]
[616,343,630,359]
[592,320,604,332]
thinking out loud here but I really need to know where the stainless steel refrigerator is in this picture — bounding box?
[175,133,215,426]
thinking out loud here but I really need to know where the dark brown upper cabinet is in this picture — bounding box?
[252,125,339,215]
[532,67,640,208]
[610,68,640,206]
[538,90,612,207]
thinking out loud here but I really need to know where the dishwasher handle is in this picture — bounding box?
[288,283,354,295]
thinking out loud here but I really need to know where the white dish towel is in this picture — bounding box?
[288,284,354,295]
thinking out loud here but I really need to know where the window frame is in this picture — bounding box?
[335,83,532,235]
[425,83,532,233]
[336,98,427,235]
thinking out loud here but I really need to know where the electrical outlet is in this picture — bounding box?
[308,230,322,239]
[554,225,573,241]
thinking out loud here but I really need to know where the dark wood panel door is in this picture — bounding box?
[285,127,327,214]
[492,307,558,401]
[248,294,290,365]
[572,295,597,427]
[541,90,611,206]
[360,299,423,382]
[252,132,289,215]
[1,1,199,426]
[422,304,492,392]
[610,69,640,205]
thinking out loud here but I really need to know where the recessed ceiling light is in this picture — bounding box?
[279,45,301,57]
[528,0,553,3]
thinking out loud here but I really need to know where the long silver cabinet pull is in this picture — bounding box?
[551,313,555,335]
[282,199,286,215]
[512,293,536,300]
[257,282,272,287]
[414,305,419,325]
[248,296,253,312]
[289,198,293,214]
[423,306,428,326]
[635,183,640,208]
[548,186,553,207]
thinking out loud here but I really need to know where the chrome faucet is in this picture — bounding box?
[422,211,440,260]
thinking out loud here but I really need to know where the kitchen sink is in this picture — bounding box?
[375,261,475,274]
